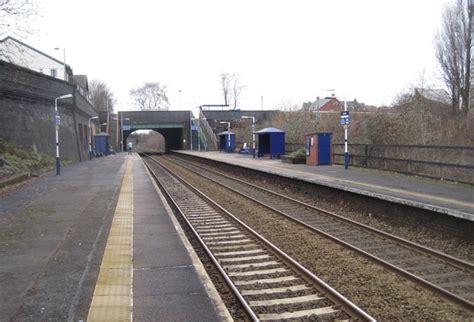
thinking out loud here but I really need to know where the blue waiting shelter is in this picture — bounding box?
[255,127,285,159]
[93,132,110,156]
[217,130,236,152]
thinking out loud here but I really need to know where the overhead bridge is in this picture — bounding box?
[118,111,192,151]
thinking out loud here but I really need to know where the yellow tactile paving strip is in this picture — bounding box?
[88,157,133,322]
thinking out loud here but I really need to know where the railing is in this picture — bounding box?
[332,144,474,184]
[192,119,208,151]
[199,109,218,150]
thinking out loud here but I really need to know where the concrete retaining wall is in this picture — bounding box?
[0,61,98,162]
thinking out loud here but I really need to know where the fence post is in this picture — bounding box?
[365,144,368,167]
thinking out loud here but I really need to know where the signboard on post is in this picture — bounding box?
[54,114,61,126]
[340,111,349,125]
[340,118,349,125]
[122,125,131,131]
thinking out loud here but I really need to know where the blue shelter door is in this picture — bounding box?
[318,133,331,165]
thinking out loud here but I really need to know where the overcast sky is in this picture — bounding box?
[25,0,448,112]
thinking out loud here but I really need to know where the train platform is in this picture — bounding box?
[175,150,474,222]
[0,153,231,321]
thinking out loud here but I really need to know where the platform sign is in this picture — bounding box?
[340,111,349,125]
[122,125,131,130]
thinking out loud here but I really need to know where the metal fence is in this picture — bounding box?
[332,144,474,184]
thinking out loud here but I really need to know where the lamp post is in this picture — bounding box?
[54,94,73,175]
[190,111,193,150]
[88,116,99,160]
[120,112,130,153]
[241,116,255,158]
[54,47,66,80]
[219,121,231,152]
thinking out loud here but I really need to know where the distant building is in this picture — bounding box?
[0,36,73,81]
[72,74,90,98]
[302,96,369,112]
[413,88,450,105]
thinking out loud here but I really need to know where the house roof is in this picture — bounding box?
[255,127,285,134]
[309,97,333,110]
[73,75,89,91]
[414,88,450,105]
[0,36,73,73]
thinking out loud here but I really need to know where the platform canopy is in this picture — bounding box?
[216,130,235,136]
[254,127,284,134]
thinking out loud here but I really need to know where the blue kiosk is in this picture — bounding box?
[217,130,236,153]
[255,127,285,159]
[93,132,110,156]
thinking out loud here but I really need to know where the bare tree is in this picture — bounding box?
[0,0,39,61]
[231,74,245,109]
[220,72,231,106]
[130,82,169,111]
[89,79,116,112]
[0,0,38,38]
[435,0,471,112]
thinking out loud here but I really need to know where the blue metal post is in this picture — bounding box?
[344,100,349,170]
[54,98,61,175]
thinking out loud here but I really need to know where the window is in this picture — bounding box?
[50,69,57,77]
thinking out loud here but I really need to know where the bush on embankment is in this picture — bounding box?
[0,139,55,179]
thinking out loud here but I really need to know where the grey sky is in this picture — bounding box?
[26,0,448,111]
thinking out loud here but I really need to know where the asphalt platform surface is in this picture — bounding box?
[0,153,230,321]
[0,154,125,320]
[175,151,474,221]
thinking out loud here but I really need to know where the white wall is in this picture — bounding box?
[0,38,67,81]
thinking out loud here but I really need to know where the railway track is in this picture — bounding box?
[142,154,375,321]
[163,154,474,311]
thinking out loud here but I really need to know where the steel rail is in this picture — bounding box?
[141,155,258,321]
[171,155,474,272]
[166,154,474,312]
[143,154,376,321]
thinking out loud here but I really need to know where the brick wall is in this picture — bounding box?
[0,61,98,162]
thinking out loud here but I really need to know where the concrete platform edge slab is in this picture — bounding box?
[174,150,474,221]
[139,157,233,322]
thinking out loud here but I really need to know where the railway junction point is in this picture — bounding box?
[0,151,472,321]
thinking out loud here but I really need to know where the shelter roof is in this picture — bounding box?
[94,132,110,137]
[217,130,235,136]
[255,127,285,134]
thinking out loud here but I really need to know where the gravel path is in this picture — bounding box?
[160,156,474,320]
